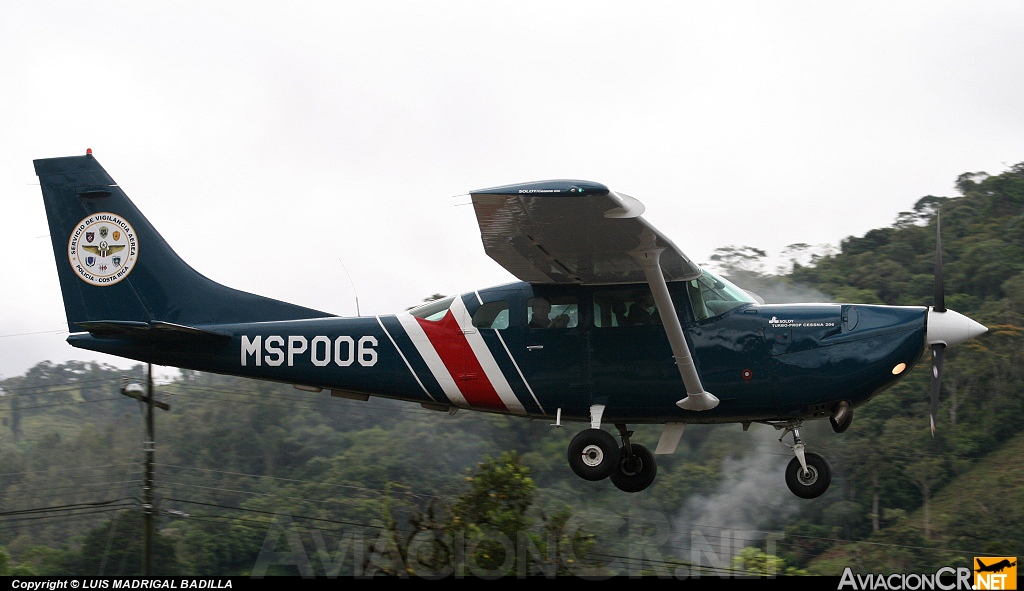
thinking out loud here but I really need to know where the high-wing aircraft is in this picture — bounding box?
[34,151,988,498]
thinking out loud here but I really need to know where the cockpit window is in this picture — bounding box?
[686,270,756,321]
[409,296,455,321]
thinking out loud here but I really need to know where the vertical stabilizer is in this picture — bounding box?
[35,152,332,332]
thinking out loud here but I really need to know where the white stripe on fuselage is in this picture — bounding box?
[451,295,526,415]
[375,316,438,402]
[396,311,469,407]
[490,318,545,414]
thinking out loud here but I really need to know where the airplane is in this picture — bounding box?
[976,558,1016,573]
[34,150,989,498]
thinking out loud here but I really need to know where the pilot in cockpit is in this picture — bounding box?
[529,298,570,328]
[612,290,659,326]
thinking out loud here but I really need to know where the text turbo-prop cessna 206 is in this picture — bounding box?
[35,151,988,498]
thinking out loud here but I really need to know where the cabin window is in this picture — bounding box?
[527,296,577,329]
[593,288,659,327]
[473,301,509,329]
[409,296,455,321]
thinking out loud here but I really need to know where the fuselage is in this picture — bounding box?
[67,279,928,425]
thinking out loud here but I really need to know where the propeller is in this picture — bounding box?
[931,214,944,436]
[930,344,944,436]
[926,213,988,435]
[933,214,945,314]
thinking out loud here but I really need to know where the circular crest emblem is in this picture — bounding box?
[67,212,139,286]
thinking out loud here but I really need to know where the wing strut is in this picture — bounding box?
[633,248,720,411]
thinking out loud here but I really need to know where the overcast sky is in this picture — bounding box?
[2,1,1023,380]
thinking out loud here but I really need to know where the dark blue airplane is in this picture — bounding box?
[35,151,988,497]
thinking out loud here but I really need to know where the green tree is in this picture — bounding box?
[0,546,36,575]
[56,512,182,576]
[708,245,768,277]
[447,452,536,576]
[731,546,808,576]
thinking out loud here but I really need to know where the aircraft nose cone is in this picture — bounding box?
[927,308,988,347]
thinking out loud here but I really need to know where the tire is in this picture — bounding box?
[567,429,619,481]
[785,452,831,499]
[610,444,657,493]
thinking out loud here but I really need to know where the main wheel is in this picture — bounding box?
[567,429,619,481]
[785,452,831,499]
[610,444,657,493]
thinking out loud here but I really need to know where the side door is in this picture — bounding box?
[507,286,591,417]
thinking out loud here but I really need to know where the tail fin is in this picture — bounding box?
[35,152,332,333]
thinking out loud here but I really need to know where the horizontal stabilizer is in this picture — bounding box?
[76,320,231,341]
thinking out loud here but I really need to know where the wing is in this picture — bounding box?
[471,179,720,416]
[470,180,701,284]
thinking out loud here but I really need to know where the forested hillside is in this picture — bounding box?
[787,163,1024,572]
[2,163,1022,577]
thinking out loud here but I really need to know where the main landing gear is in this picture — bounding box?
[773,420,831,499]
[567,424,657,493]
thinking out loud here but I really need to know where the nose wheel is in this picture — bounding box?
[785,452,830,498]
[774,421,832,499]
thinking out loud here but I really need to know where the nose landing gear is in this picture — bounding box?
[774,421,831,499]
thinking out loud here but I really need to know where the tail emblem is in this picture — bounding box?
[67,213,139,286]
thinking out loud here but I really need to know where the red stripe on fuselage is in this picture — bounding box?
[415,311,506,411]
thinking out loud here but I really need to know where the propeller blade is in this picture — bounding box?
[930,343,945,437]
[930,212,946,436]
[934,213,946,313]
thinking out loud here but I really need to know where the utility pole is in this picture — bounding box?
[121,364,169,576]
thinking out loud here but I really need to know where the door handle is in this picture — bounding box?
[527,345,544,351]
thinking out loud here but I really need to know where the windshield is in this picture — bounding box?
[686,269,757,320]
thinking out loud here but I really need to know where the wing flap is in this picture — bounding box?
[470,180,701,284]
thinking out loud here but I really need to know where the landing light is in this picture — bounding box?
[892,363,907,375]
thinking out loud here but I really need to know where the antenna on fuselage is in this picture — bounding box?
[338,258,361,317]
